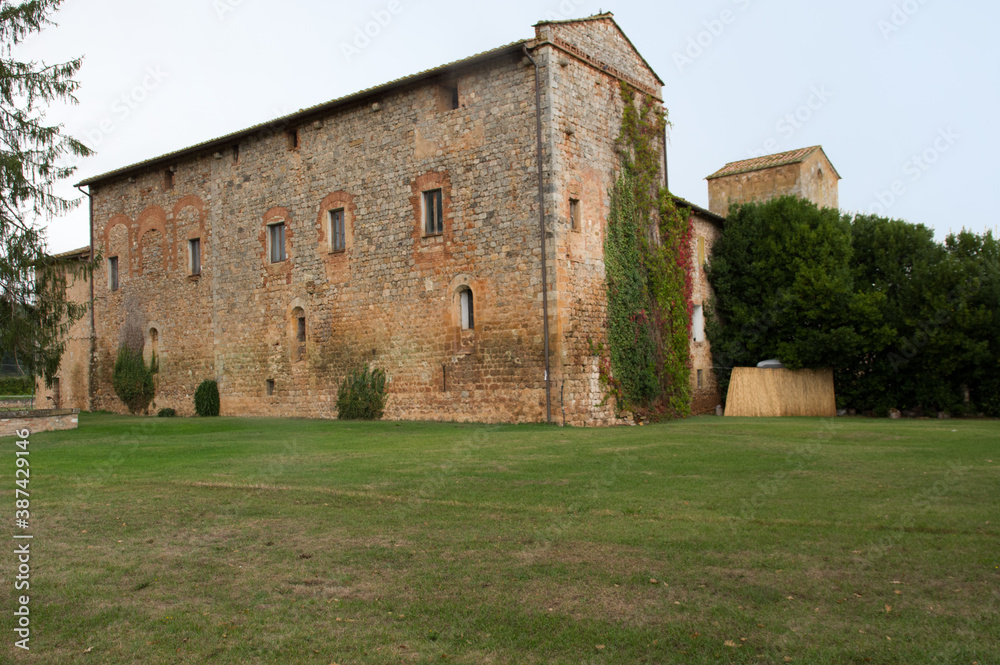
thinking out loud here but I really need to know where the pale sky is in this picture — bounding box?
[17,0,1000,254]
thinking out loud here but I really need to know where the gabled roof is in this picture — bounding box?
[534,12,664,86]
[77,40,528,187]
[51,246,91,261]
[674,196,726,225]
[706,146,841,180]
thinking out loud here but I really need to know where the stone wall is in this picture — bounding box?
[540,17,664,426]
[707,150,839,215]
[77,16,699,426]
[0,409,79,437]
[90,51,553,423]
[34,258,92,411]
[0,398,34,411]
[688,211,723,415]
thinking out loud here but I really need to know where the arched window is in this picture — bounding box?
[459,288,474,330]
[148,327,160,374]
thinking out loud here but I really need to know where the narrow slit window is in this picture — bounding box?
[108,256,119,291]
[287,129,299,150]
[189,238,201,275]
[329,209,345,252]
[697,369,704,389]
[266,379,275,396]
[297,316,306,343]
[692,304,705,343]
[268,223,286,263]
[164,169,174,190]
[424,189,443,235]
[569,198,581,231]
[460,289,474,330]
[449,85,459,110]
[233,144,240,163]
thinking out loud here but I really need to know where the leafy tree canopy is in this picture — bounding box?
[708,196,1000,415]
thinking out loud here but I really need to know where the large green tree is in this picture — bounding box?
[706,196,890,399]
[0,0,91,383]
[709,198,1000,416]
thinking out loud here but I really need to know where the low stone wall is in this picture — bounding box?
[0,397,34,410]
[0,409,80,437]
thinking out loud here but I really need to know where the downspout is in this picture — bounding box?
[75,185,95,412]
[663,124,669,192]
[523,44,552,423]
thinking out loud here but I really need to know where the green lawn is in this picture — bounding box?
[2,414,998,664]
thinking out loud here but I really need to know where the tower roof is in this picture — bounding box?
[706,146,841,180]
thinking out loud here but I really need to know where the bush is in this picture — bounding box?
[336,366,388,420]
[157,407,176,418]
[194,380,220,417]
[112,345,155,414]
[0,376,33,396]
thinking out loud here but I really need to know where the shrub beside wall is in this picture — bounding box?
[112,345,155,414]
[337,367,388,420]
[194,380,220,417]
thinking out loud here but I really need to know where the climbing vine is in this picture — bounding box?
[597,83,694,421]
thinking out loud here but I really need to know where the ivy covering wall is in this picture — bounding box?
[597,84,694,421]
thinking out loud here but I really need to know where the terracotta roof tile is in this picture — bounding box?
[706,146,839,180]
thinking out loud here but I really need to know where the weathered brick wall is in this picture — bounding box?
[34,259,92,411]
[540,18,664,425]
[0,410,79,437]
[689,213,723,414]
[90,53,552,422]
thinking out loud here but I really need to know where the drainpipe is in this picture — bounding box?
[523,44,552,424]
[662,124,670,192]
[75,185,95,412]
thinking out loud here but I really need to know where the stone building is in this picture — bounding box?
[61,14,676,425]
[678,200,725,415]
[33,247,92,411]
[706,145,840,216]
[47,13,837,425]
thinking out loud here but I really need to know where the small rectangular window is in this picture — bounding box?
[697,369,704,389]
[437,82,459,111]
[233,144,240,163]
[108,256,119,291]
[692,304,705,343]
[424,189,443,235]
[268,223,286,263]
[266,379,275,396]
[329,209,345,252]
[287,129,299,150]
[164,169,174,190]
[189,238,201,276]
[297,317,306,343]
[569,198,581,231]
